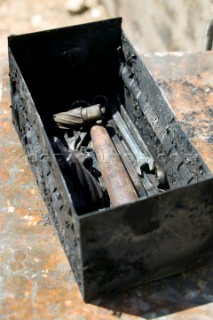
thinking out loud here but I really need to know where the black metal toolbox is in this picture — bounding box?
[8,18,213,301]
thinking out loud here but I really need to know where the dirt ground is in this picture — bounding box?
[1,0,213,58]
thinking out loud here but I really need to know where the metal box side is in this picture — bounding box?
[8,49,84,295]
[8,17,123,298]
[7,18,213,302]
[7,18,122,119]
[80,178,213,301]
[119,33,212,188]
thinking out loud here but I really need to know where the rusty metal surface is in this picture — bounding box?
[90,125,138,206]
[0,50,213,319]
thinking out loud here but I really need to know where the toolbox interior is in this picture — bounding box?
[8,18,212,215]
[8,20,122,117]
[8,18,213,301]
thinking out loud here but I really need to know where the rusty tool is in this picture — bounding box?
[90,125,138,207]
[53,104,105,130]
[107,121,147,199]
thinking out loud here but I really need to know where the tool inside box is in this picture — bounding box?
[8,18,212,216]
[8,18,213,301]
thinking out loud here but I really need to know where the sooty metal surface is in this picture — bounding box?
[8,18,213,301]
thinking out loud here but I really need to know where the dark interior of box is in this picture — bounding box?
[8,19,126,215]
[8,19,122,118]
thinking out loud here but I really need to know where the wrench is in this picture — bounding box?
[112,106,155,175]
[64,130,88,150]
[118,130,158,196]
[107,120,148,199]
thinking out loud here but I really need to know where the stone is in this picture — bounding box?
[65,0,98,14]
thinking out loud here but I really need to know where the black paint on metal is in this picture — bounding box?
[8,18,213,301]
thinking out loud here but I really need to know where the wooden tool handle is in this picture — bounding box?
[90,125,138,207]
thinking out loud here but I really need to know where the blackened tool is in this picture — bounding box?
[51,136,104,213]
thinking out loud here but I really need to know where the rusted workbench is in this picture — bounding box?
[0,51,213,320]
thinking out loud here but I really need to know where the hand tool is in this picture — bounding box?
[64,130,88,150]
[90,125,138,207]
[50,136,104,213]
[53,104,106,130]
[112,106,155,175]
[119,103,155,166]
[107,121,148,199]
[111,102,167,195]
[119,102,168,189]
[81,147,107,193]
[118,129,159,196]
